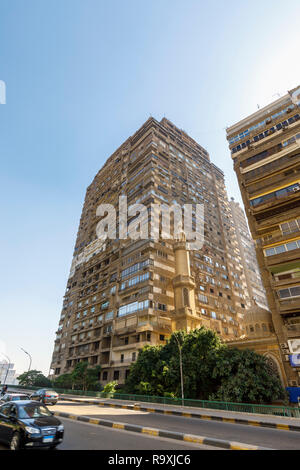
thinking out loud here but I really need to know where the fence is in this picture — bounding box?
[2,384,300,418]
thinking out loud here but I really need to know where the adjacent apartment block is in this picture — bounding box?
[50,117,250,384]
[226,86,300,386]
[230,198,268,310]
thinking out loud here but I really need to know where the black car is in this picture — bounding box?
[30,389,59,405]
[0,393,30,404]
[0,400,64,450]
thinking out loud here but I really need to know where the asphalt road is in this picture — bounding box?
[0,416,216,451]
[52,400,300,450]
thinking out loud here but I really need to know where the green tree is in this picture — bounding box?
[17,370,52,388]
[70,362,101,391]
[52,373,73,390]
[163,328,224,399]
[124,344,170,396]
[124,327,286,404]
[209,348,287,404]
[102,381,118,396]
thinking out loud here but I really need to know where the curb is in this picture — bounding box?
[59,396,300,433]
[54,410,272,450]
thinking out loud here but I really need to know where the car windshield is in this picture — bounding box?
[45,391,57,395]
[12,395,29,400]
[18,404,53,419]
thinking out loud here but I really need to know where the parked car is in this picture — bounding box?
[30,389,59,405]
[0,393,30,404]
[0,400,64,450]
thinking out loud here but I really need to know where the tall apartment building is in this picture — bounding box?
[50,117,250,384]
[230,198,268,310]
[226,86,300,386]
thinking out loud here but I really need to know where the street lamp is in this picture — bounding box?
[0,353,11,385]
[174,333,184,406]
[20,348,32,372]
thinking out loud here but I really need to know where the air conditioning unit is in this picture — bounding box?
[280,343,288,349]
[293,186,300,192]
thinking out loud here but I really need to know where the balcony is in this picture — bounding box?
[279,297,300,314]
[285,323,300,338]
[251,187,300,215]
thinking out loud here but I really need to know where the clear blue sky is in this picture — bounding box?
[1,0,299,376]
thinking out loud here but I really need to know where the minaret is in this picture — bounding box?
[172,233,200,332]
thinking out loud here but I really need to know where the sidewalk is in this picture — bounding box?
[59,394,300,432]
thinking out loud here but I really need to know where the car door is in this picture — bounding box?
[6,404,18,442]
[0,404,13,444]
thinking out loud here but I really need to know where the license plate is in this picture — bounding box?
[43,436,54,443]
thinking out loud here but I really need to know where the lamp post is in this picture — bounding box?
[174,333,184,406]
[0,353,11,385]
[20,348,32,372]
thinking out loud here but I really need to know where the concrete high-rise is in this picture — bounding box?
[230,198,268,310]
[226,86,300,386]
[50,117,250,384]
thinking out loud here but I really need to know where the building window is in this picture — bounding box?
[278,286,300,299]
[113,370,119,381]
[102,371,108,381]
[265,239,300,257]
[132,352,136,362]
[182,288,189,307]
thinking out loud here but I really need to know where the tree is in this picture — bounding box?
[52,373,73,390]
[124,327,287,404]
[124,328,223,398]
[70,362,101,391]
[209,348,287,404]
[163,328,224,399]
[102,381,118,396]
[124,344,171,396]
[17,370,52,388]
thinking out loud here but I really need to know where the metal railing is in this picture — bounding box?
[2,384,299,418]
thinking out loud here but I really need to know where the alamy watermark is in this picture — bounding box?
[95,196,204,250]
[0,80,6,104]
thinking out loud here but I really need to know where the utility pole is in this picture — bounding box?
[174,333,184,406]
[20,348,32,372]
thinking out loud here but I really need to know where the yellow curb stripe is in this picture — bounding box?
[230,444,256,451]
[248,421,260,427]
[146,408,155,413]
[276,424,290,431]
[89,418,100,424]
[164,411,173,415]
[133,406,141,410]
[183,435,204,444]
[142,428,159,436]
[223,418,236,424]
[201,415,212,420]
[122,405,128,409]
[113,423,125,429]
[182,413,192,418]
[69,415,78,420]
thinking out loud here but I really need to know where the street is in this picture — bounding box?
[52,400,300,450]
[0,415,216,451]
[1,395,299,450]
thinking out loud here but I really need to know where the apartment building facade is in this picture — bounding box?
[230,198,268,310]
[226,86,300,386]
[50,117,250,384]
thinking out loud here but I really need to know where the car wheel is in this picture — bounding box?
[10,432,21,451]
[48,445,57,450]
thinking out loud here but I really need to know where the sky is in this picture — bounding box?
[0,0,300,376]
